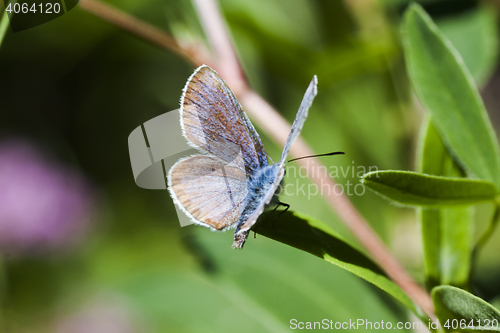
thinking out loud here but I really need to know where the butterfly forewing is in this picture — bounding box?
[181,66,268,173]
[278,75,318,167]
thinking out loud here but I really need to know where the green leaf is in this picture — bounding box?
[362,170,497,207]
[492,297,500,312]
[190,210,411,331]
[433,286,500,332]
[402,4,500,189]
[437,6,499,86]
[473,204,500,268]
[0,7,9,48]
[252,210,422,319]
[417,117,465,178]
[417,117,474,290]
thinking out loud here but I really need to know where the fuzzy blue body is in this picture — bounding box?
[236,164,281,231]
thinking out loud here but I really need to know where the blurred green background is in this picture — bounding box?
[1,0,500,331]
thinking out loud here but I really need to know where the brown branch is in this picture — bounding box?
[79,0,206,66]
[191,0,246,94]
[79,0,435,319]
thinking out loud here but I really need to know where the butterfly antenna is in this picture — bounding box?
[286,151,345,163]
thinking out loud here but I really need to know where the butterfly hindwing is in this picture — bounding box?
[168,154,248,230]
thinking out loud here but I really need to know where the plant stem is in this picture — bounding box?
[79,0,203,66]
[191,0,246,94]
[471,202,500,283]
[476,203,500,252]
[79,0,435,319]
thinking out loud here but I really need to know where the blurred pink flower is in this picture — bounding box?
[0,139,94,256]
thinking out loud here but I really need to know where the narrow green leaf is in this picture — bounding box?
[0,8,9,48]
[418,208,441,287]
[417,117,473,290]
[254,210,422,319]
[472,203,500,270]
[194,210,410,330]
[362,170,497,207]
[437,6,499,86]
[417,117,465,178]
[403,4,500,189]
[433,286,500,332]
[493,298,500,312]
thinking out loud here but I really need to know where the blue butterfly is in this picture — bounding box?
[168,65,317,248]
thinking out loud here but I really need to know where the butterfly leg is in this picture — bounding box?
[233,202,289,248]
[272,201,290,229]
[254,202,282,238]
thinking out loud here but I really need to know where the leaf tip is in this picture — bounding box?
[361,171,379,183]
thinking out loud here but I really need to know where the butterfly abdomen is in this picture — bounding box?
[240,165,281,215]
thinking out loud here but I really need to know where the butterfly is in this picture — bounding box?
[167,65,317,249]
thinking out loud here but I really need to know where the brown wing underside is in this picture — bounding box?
[181,66,268,173]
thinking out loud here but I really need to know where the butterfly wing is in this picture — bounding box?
[233,75,318,248]
[181,65,268,173]
[168,154,248,230]
[278,75,318,167]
